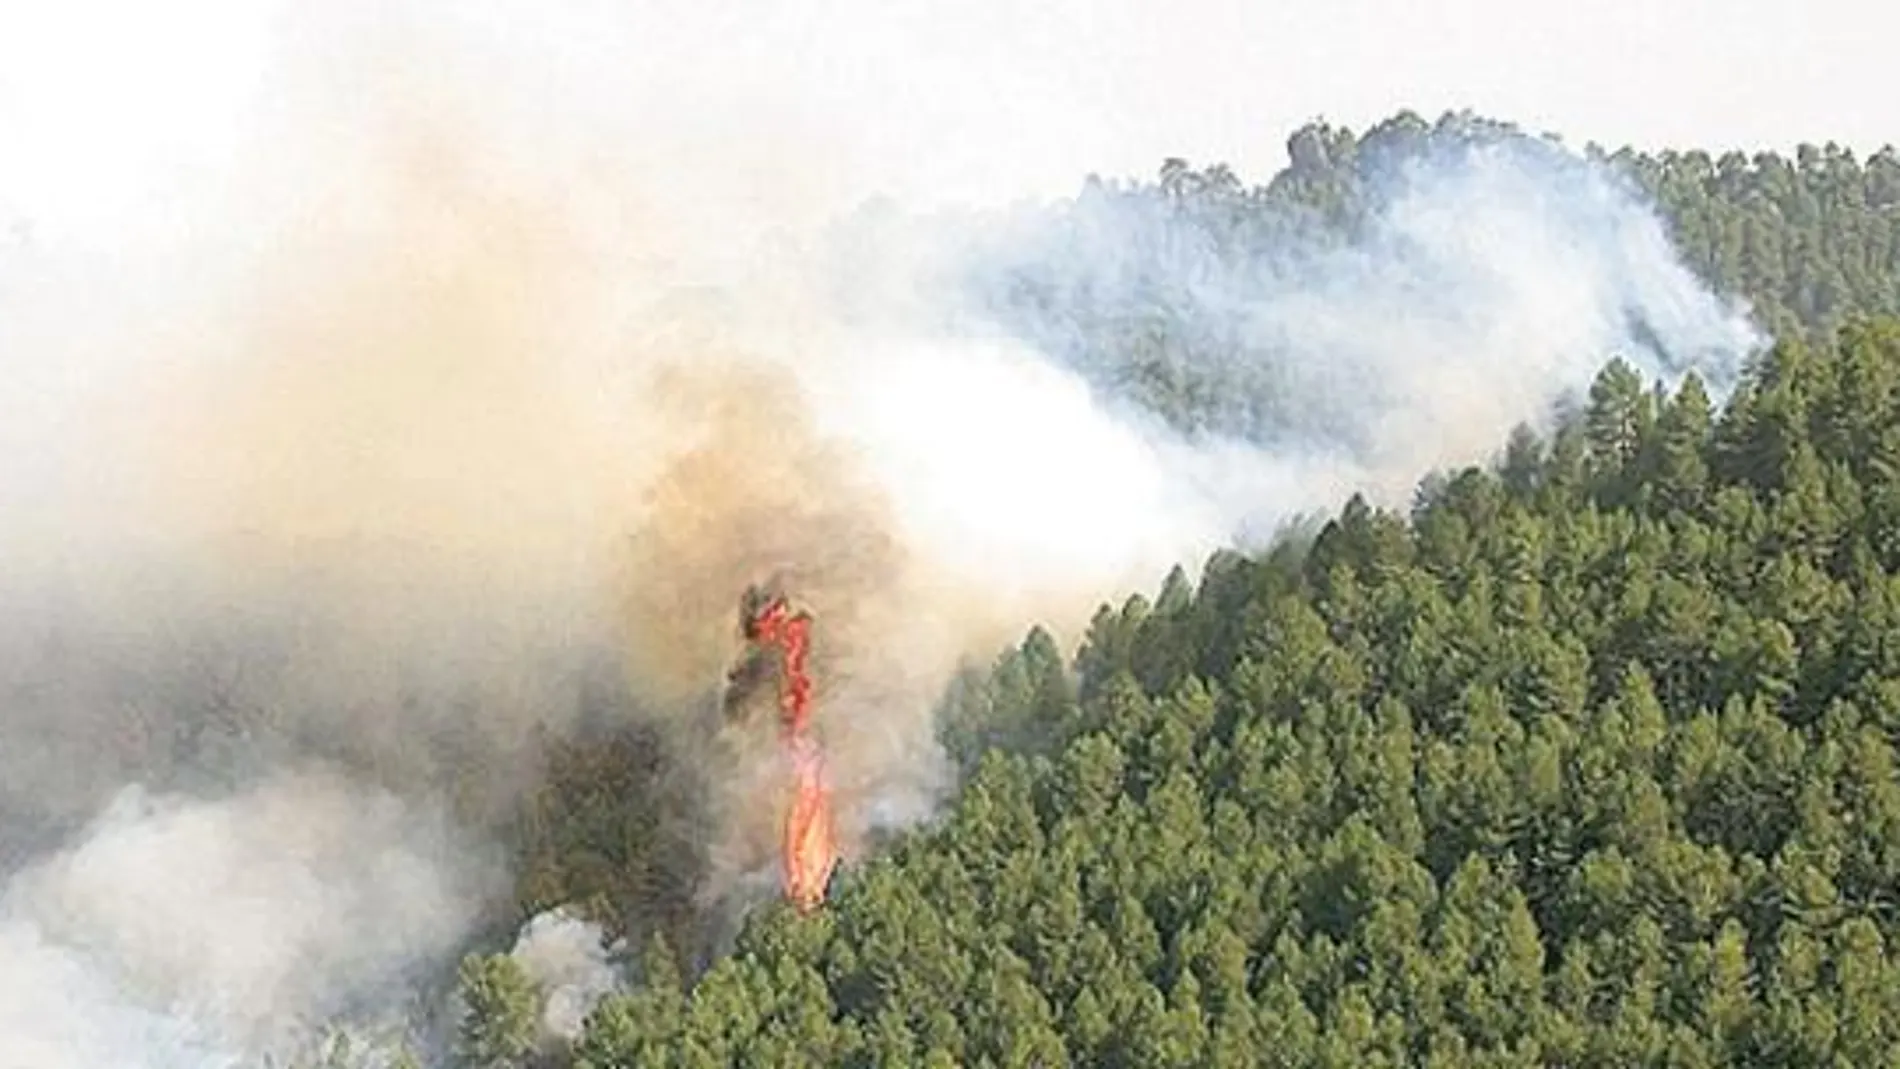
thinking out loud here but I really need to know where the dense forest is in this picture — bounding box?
[1275,110,1900,343]
[962,110,1900,449]
[446,113,1900,1067]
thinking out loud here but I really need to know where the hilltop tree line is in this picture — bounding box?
[963,109,1900,445]
[442,116,1900,1068]
[1166,108,1900,346]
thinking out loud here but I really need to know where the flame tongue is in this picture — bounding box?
[746,593,836,912]
[782,735,835,911]
[749,597,814,735]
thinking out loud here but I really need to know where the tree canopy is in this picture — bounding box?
[460,114,1900,1068]
[554,317,1900,1068]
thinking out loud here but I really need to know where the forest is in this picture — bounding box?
[444,112,1900,1067]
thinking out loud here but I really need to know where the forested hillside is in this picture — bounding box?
[537,320,1900,1068]
[1613,137,1900,342]
[453,115,1900,1068]
[966,110,1900,446]
[1261,110,1900,341]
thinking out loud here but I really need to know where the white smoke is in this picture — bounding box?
[506,908,623,1047]
[682,133,1765,879]
[1224,136,1761,473]
[0,771,500,1069]
[0,1,1773,1063]
[779,131,1763,624]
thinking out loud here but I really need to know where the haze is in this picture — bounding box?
[0,0,1856,1063]
[1,0,1892,248]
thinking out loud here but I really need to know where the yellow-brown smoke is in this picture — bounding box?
[6,17,1013,934]
[0,15,1121,1027]
[615,356,972,915]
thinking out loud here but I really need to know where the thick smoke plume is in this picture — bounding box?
[616,357,932,916]
[0,5,1766,1066]
[0,771,499,1067]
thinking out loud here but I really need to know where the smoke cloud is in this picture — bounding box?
[0,3,1766,1065]
[924,125,1764,510]
[506,908,622,1048]
[0,771,500,1069]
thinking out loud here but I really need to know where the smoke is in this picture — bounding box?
[0,8,720,1065]
[505,908,622,1048]
[908,124,1765,510]
[0,771,500,1069]
[597,123,1769,929]
[0,2,1768,1064]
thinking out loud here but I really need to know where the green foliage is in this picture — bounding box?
[512,723,708,957]
[437,112,1900,1067]
[1268,114,1900,345]
[454,953,540,1069]
[1607,140,1900,340]
[978,110,1900,449]
[572,317,1900,1065]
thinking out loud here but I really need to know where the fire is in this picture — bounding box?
[742,590,837,913]
[781,735,836,911]
[745,595,815,735]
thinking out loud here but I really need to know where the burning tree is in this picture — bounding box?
[731,584,838,913]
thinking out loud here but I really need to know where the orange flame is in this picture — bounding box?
[746,594,837,913]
